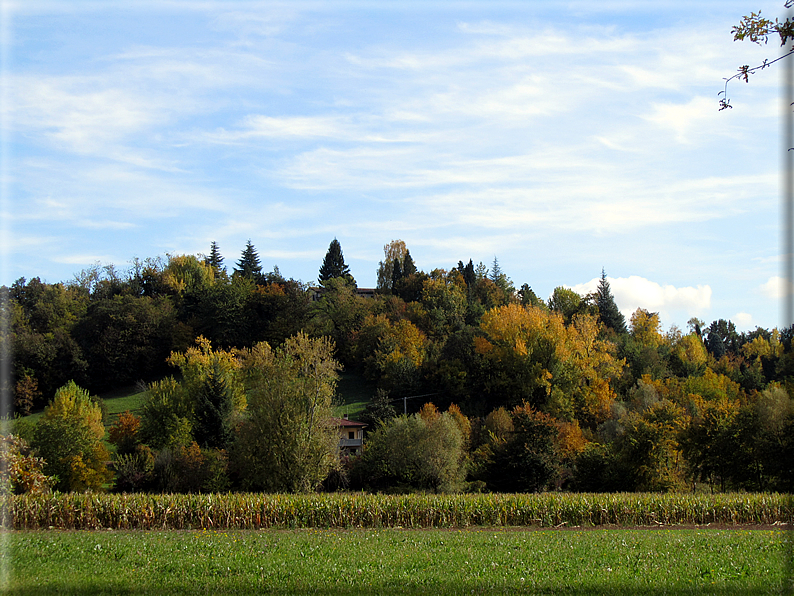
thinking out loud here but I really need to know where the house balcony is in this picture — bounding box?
[339,438,363,449]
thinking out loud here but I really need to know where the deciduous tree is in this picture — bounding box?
[31,381,112,492]
[231,333,341,492]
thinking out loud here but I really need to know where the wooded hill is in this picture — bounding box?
[3,239,793,494]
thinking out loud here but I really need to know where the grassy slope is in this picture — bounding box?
[16,371,371,429]
[334,371,374,421]
[6,528,787,595]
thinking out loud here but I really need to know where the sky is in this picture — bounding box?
[1,0,790,333]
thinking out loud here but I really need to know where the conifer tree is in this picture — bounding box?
[206,241,225,276]
[318,238,354,286]
[391,258,403,287]
[235,240,263,281]
[402,250,417,276]
[596,269,627,334]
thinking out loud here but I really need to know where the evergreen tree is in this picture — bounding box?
[193,359,236,450]
[518,283,542,308]
[318,238,354,286]
[596,269,627,334]
[206,241,225,277]
[458,259,476,288]
[489,256,515,298]
[235,240,262,281]
[391,258,403,287]
[489,256,503,285]
[402,250,417,276]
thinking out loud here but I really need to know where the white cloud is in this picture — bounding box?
[733,312,755,329]
[760,276,794,299]
[644,96,726,144]
[568,275,712,326]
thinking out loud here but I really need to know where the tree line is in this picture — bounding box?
[3,238,793,494]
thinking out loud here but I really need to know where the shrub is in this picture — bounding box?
[108,411,141,456]
[0,434,52,494]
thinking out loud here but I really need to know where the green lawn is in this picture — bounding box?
[3,527,788,595]
[102,388,146,421]
[334,371,375,421]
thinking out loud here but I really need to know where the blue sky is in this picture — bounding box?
[1,0,789,332]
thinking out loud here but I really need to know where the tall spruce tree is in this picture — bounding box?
[318,238,354,286]
[206,241,225,277]
[596,269,627,334]
[235,240,263,281]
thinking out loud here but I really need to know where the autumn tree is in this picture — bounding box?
[355,314,427,395]
[31,381,112,492]
[162,254,215,296]
[166,337,246,449]
[475,304,622,424]
[0,435,52,494]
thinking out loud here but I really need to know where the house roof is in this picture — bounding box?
[330,417,367,428]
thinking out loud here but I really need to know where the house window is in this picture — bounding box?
[348,431,355,440]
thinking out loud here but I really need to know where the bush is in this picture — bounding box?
[0,434,52,494]
[108,411,141,456]
[352,410,466,493]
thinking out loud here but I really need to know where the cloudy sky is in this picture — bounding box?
[1,1,790,332]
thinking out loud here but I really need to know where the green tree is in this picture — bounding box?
[360,388,397,429]
[548,286,588,324]
[231,333,341,492]
[139,377,194,450]
[352,410,466,492]
[481,403,560,493]
[73,295,179,392]
[31,381,112,492]
[596,269,627,334]
[376,240,407,292]
[318,238,354,286]
[235,240,263,281]
[402,250,417,276]
[518,284,542,308]
[205,241,225,277]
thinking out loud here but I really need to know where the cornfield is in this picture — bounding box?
[4,492,791,531]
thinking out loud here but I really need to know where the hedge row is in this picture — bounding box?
[4,492,792,530]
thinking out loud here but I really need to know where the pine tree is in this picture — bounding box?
[318,238,354,286]
[206,241,225,276]
[235,240,262,281]
[596,269,627,334]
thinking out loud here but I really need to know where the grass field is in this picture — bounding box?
[3,527,788,595]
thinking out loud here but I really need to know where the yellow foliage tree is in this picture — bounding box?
[629,308,664,348]
[477,304,623,426]
[32,381,112,492]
